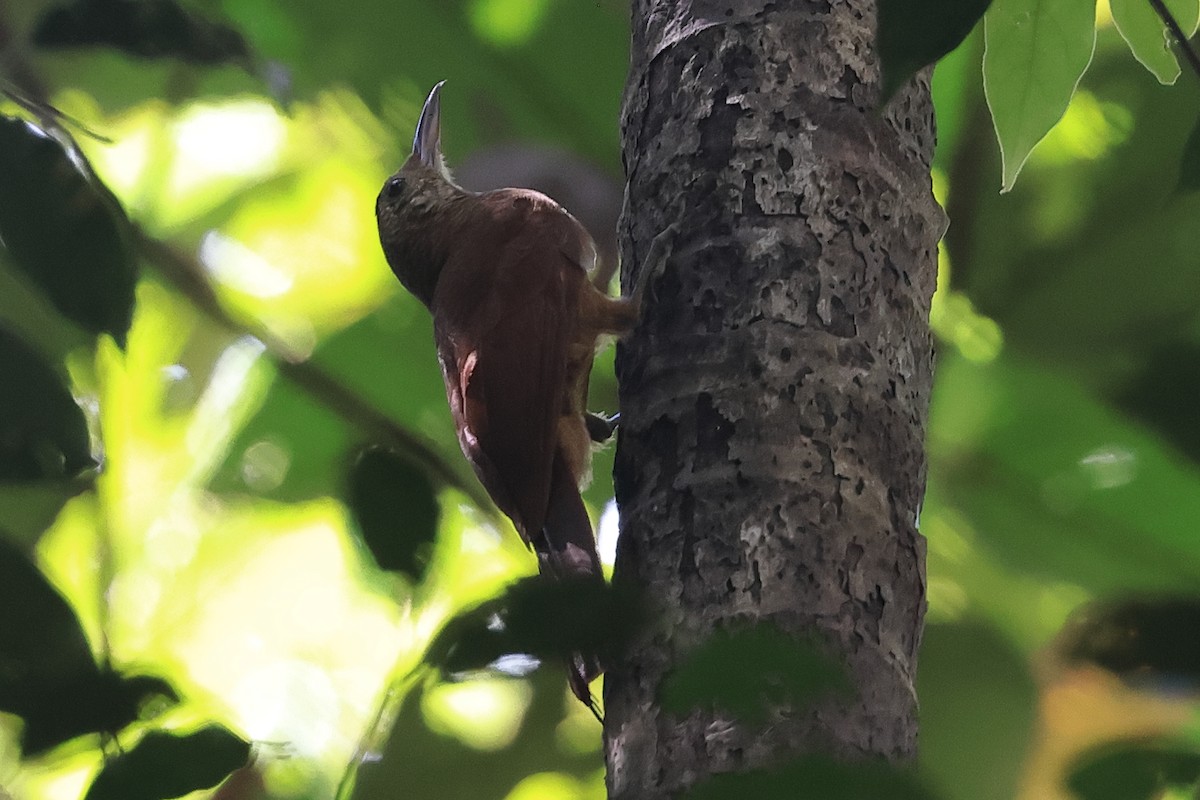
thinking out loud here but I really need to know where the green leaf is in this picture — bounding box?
[426,578,640,678]
[0,327,93,481]
[0,483,87,546]
[0,533,177,756]
[1066,743,1200,800]
[35,0,252,66]
[210,295,467,504]
[917,622,1037,800]
[1116,341,1200,462]
[347,670,597,800]
[877,0,993,103]
[209,366,351,502]
[84,726,251,800]
[660,624,850,725]
[983,0,1096,191]
[0,116,138,344]
[1059,596,1200,690]
[1110,0,1200,85]
[931,352,1200,595]
[218,0,628,167]
[683,756,939,800]
[931,25,984,171]
[346,446,441,580]
[0,533,100,703]
[467,0,554,48]
[1180,112,1200,192]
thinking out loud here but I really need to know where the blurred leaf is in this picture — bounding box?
[211,296,464,503]
[346,446,440,579]
[210,365,351,501]
[917,621,1036,800]
[877,0,993,103]
[683,755,938,800]
[1060,596,1200,690]
[1110,0,1199,85]
[349,670,598,800]
[0,483,90,548]
[1116,341,1200,465]
[426,577,640,678]
[35,0,251,66]
[215,0,627,167]
[0,531,98,698]
[308,295,459,457]
[1180,113,1200,192]
[660,623,850,725]
[983,0,1096,191]
[0,533,177,756]
[209,765,266,800]
[0,115,137,344]
[85,726,251,800]
[949,101,1200,372]
[1066,742,1200,800]
[0,327,93,481]
[931,352,1200,594]
[467,0,553,47]
[930,26,983,172]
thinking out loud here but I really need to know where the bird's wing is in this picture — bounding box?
[433,193,589,543]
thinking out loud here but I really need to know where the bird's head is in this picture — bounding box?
[376,80,467,306]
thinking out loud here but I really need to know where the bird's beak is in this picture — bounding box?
[413,81,446,169]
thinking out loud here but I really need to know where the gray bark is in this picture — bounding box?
[605,1,944,796]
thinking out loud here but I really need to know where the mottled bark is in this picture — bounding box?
[605,1,943,796]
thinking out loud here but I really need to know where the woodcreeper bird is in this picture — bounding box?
[375,82,637,709]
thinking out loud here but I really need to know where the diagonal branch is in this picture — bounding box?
[133,228,493,512]
[1148,0,1200,80]
[0,2,491,512]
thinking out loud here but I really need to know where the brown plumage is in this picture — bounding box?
[375,82,634,708]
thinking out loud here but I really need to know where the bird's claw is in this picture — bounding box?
[585,411,620,443]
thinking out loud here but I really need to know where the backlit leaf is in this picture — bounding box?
[983,0,1096,191]
[1110,0,1200,85]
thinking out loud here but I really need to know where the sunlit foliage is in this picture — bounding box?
[2,1,1200,799]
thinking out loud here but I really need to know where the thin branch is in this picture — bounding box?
[1148,0,1200,81]
[133,229,494,513]
[3,100,494,513]
[2,82,114,143]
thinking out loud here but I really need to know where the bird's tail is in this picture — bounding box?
[536,449,604,714]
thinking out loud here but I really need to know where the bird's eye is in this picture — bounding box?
[383,176,405,199]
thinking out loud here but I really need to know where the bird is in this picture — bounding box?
[375,81,639,709]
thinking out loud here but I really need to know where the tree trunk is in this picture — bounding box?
[605,1,943,796]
